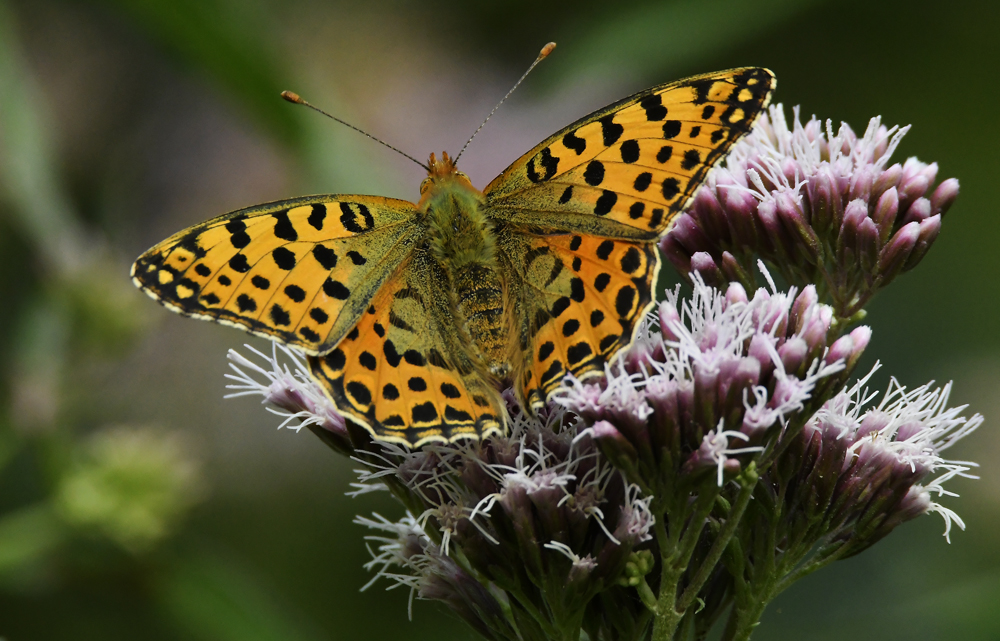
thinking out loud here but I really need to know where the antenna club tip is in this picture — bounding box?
[281,90,303,104]
[540,42,557,58]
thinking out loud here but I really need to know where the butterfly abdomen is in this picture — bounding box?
[453,263,509,377]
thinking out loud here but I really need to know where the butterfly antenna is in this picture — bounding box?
[281,91,429,170]
[454,42,556,164]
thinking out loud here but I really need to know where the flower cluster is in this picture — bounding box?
[223,106,982,641]
[228,345,654,640]
[227,269,980,640]
[661,105,959,319]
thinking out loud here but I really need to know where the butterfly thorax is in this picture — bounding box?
[419,152,510,379]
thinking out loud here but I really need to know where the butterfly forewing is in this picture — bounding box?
[484,68,775,238]
[308,247,505,446]
[132,195,420,355]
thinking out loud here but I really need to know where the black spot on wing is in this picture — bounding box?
[272,247,296,270]
[584,161,605,186]
[284,284,306,302]
[308,204,327,230]
[599,114,624,145]
[225,216,250,249]
[270,304,290,326]
[620,139,640,163]
[527,147,559,183]
[323,278,350,300]
[339,202,375,233]
[563,131,586,154]
[412,402,438,423]
[313,245,337,270]
[272,211,298,242]
[681,149,700,170]
[640,94,667,121]
[236,294,257,312]
[594,191,617,216]
[229,254,251,273]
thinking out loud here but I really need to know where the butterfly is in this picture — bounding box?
[132,65,775,447]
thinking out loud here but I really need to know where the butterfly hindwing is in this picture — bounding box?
[308,246,505,446]
[484,68,775,239]
[499,226,659,410]
[132,195,420,355]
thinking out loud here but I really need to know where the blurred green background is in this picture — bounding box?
[0,0,997,638]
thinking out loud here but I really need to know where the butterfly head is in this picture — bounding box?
[419,151,477,204]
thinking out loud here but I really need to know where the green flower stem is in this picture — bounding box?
[678,464,758,615]
[650,495,685,641]
[775,541,850,594]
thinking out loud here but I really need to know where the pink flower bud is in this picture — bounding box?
[720,251,751,286]
[778,337,808,374]
[930,178,959,216]
[658,301,681,342]
[871,163,903,201]
[849,165,874,202]
[691,252,725,288]
[825,334,855,366]
[904,214,942,271]
[801,306,832,352]
[690,188,732,245]
[872,186,899,245]
[660,235,692,274]
[840,199,869,240]
[902,197,931,225]
[790,285,819,333]
[878,221,920,281]
[755,198,785,255]
[725,282,749,306]
[899,167,931,208]
[806,167,841,233]
[857,217,879,274]
[776,191,821,263]
[669,213,712,254]
[748,334,776,379]
[847,326,872,366]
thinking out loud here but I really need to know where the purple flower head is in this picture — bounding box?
[557,269,855,494]
[663,105,959,318]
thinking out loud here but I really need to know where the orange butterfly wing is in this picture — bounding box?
[484,68,775,238]
[132,195,420,355]
[498,229,659,409]
[484,68,775,408]
[307,246,505,446]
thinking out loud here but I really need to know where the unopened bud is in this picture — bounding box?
[691,252,725,287]
[902,197,931,225]
[871,163,903,201]
[872,187,899,245]
[930,178,959,216]
[904,214,942,272]
[878,221,920,282]
[857,217,879,275]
